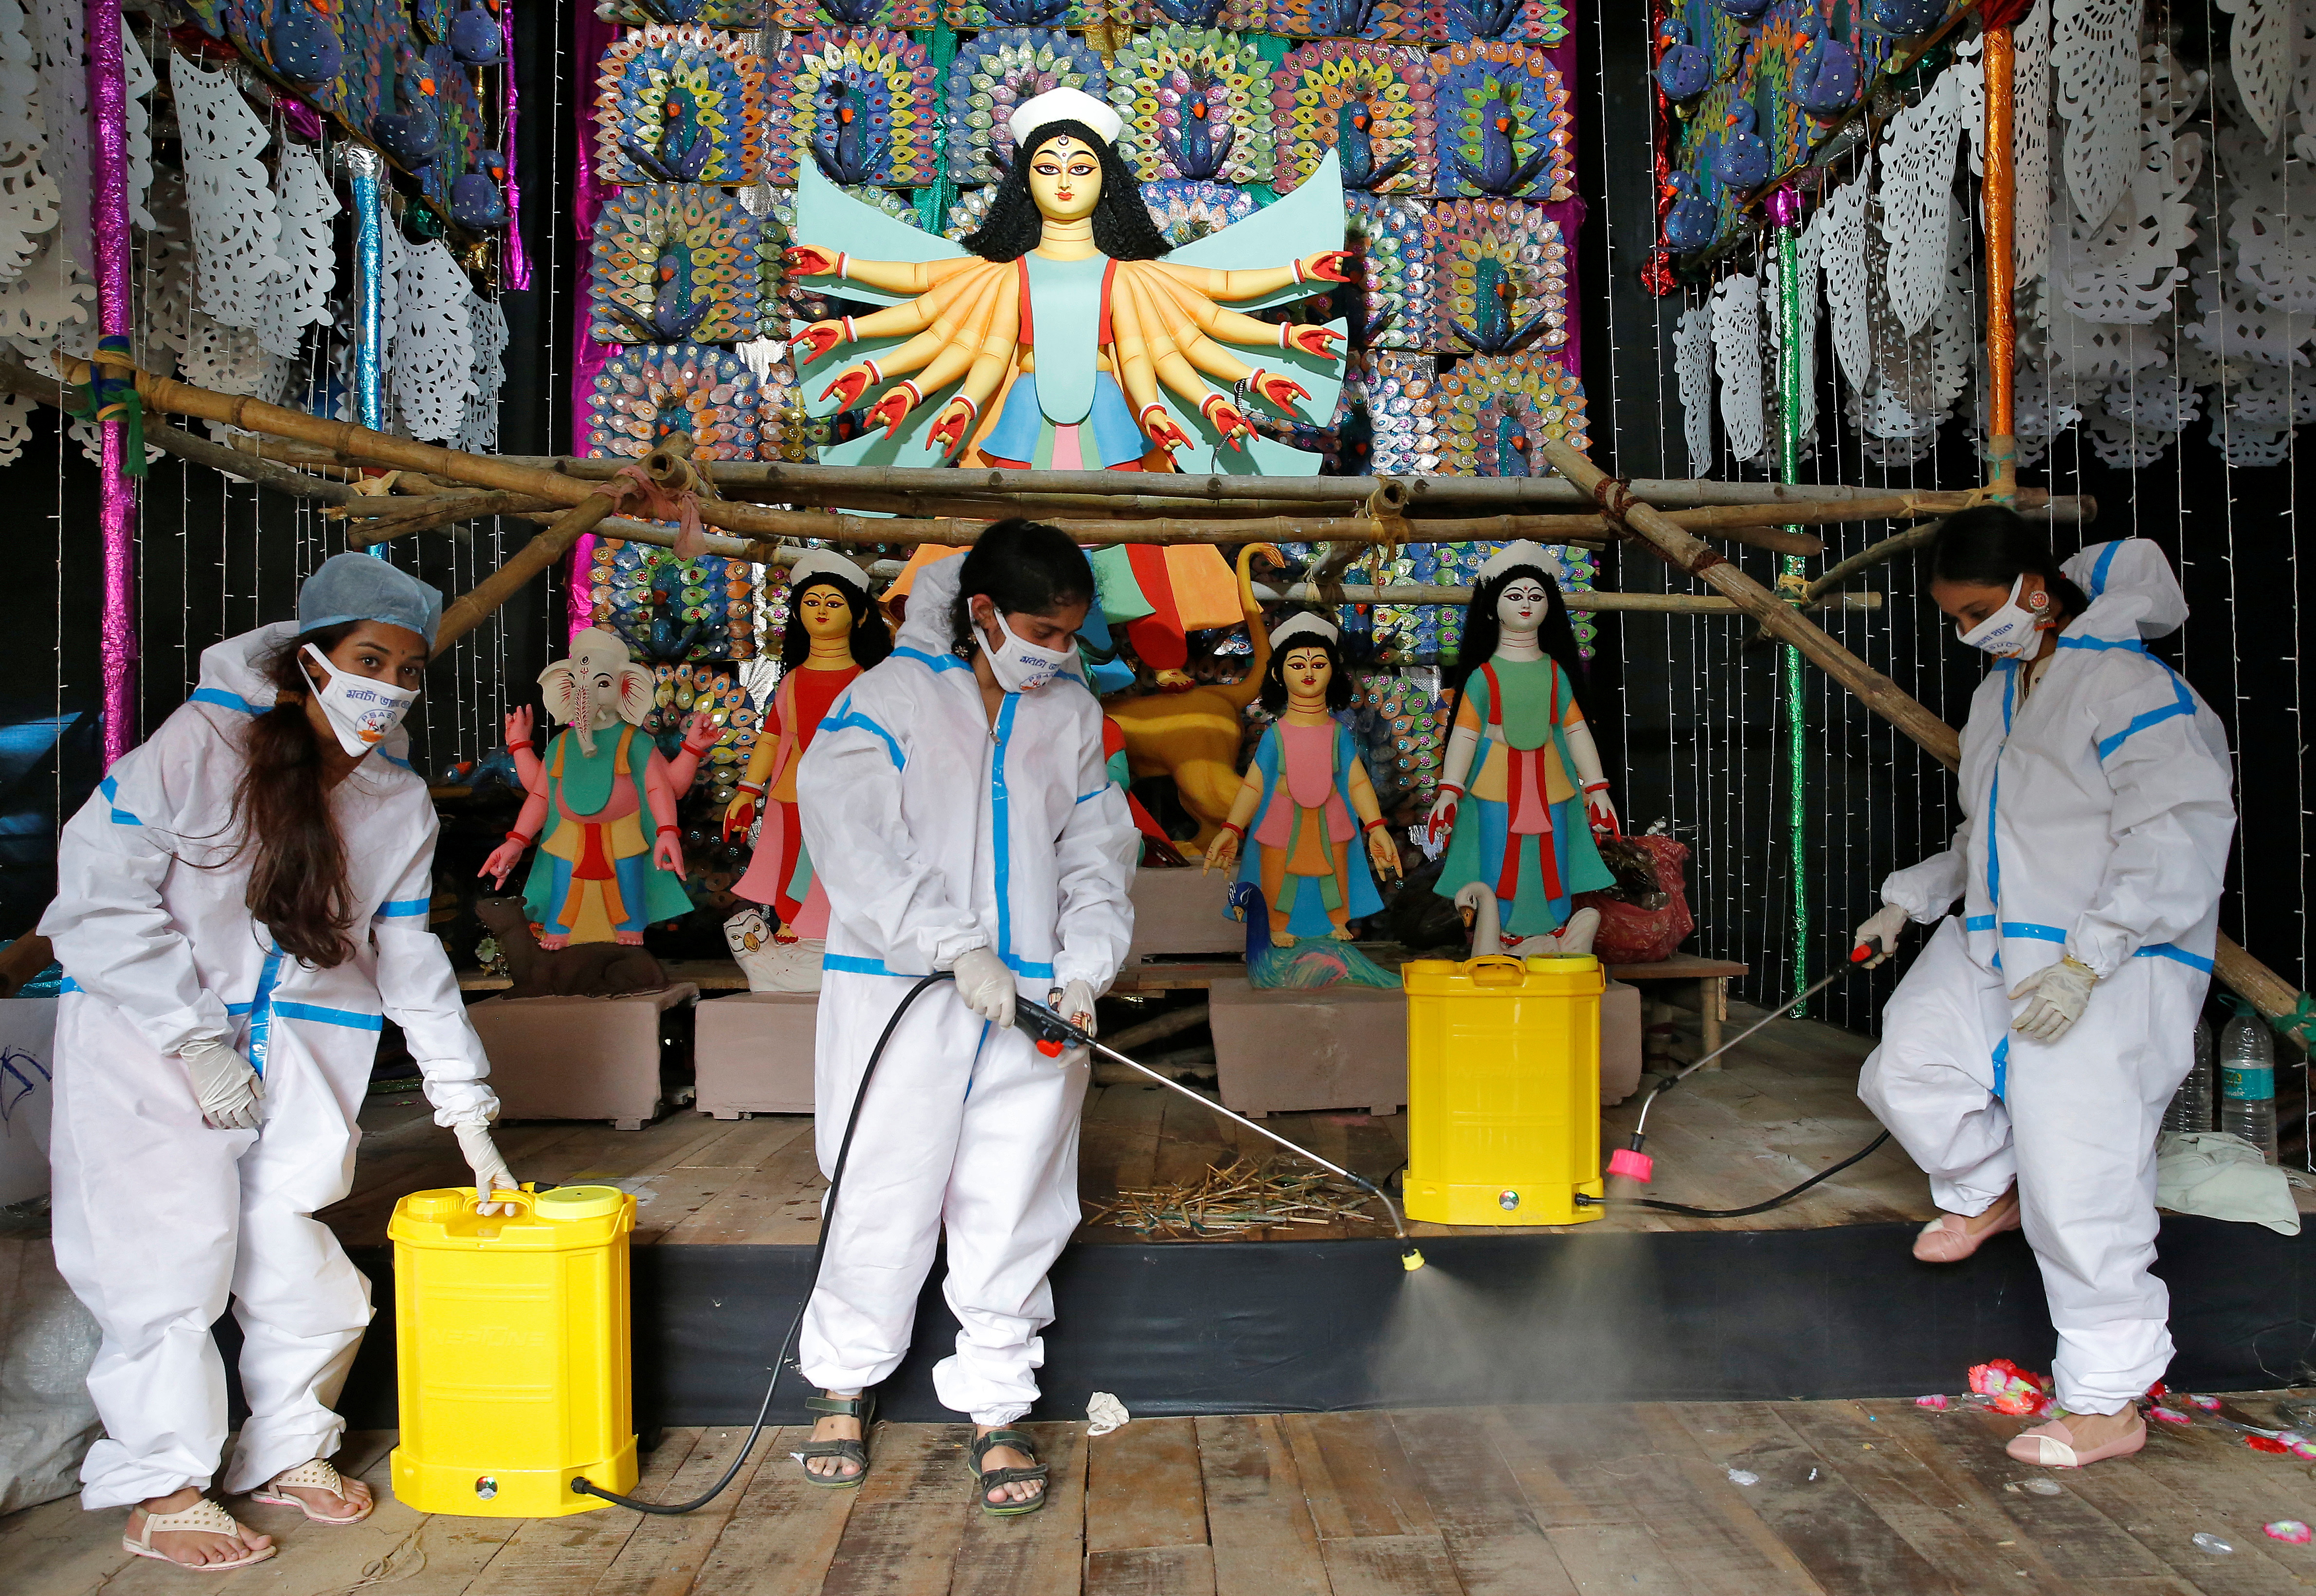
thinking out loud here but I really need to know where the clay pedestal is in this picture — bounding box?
[1209,979,1407,1117]
[1125,868,1243,963]
[467,983,698,1130]
[695,992,818,1118]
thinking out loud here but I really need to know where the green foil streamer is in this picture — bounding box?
[1777,223,1808,1017]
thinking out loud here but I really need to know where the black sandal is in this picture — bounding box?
[792,1393,875,1488]
[968,1428,1049,1517]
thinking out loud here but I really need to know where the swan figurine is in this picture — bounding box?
[1455,881,1600,958]
[1711,100,1770,189]
[1716,0,1774,20]
[1664,170,1718,252]
[450,148,509,231]
[450,0,502,65]
[1656,19,1711,101]
[1862,0,1944,37]
[1791,17,1860,114]
[267,0,341,87]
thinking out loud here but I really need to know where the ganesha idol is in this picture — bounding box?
[785,86,1353,689]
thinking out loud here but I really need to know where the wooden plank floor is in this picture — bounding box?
[324,1008,1944,1251]
[18,1395,2316,1595]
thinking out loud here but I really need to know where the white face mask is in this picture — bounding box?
[302,643,418,756]
[1955,577,2043,659]
[975,608,1073,693]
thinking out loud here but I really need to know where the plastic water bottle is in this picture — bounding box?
[2163,1017,2215,1136]
[2219,1000,2279,1164]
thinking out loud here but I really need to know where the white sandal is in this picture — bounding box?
[123,1496,278,1570]
[249,1457,374,1524]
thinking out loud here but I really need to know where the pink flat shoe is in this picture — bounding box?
[1912,1188,2021,1262]
[2006,1411,2147,1468]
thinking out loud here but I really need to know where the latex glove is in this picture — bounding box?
[453,1120,523,1215]
[2010,957,2097,1043]
[178,1036,262,1130]
[1853,904,1912,968]
[951,946,1016,1029]
[1425,788,1460,851]
[1054,979,1097,1067]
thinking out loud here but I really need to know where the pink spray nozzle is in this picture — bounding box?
[1607,1147,1654,1183]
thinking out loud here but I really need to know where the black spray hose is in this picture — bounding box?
[572,971,955,1514]
[1585,944,1885,1218]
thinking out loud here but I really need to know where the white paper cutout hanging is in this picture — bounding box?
[173,54,283,331]
[2227,119,2316,314]
[1819,162,1874,394]
[1955,32,1987,176]
[1878,71,1963,336]
[0,0,56,287]
[2015,0,2054,285]
[2051,44,2204,326]
[2053,0,2145,228]
[1709,272,1764,462]
[2210,364,2314,463]
[137,170,197,368]
[456,290,509,454]
[1788,209,1823,442]
[252,146,338,358]
[2292,3,2316,162]
[0,224,87,360]
[177,309,290,401]
[28,0,82,270]
[2217,0,2291,143]
[121,18,152,231]
[1674,299,1714,476]
[393,241,475,443]
[0,386,31,467]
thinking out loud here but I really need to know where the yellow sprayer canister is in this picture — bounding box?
[1402,954,1605,1226]
[387,1184,639,1517]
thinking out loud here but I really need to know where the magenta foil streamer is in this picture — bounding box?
[566,4,618,643]
[87,0,137,765]
[1765,183,1804,230]
[499,1,529,290]
[279,95,322,143]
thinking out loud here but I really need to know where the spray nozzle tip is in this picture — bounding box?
[1401,1246,1426,1271]
[1606,1147,1655,1183]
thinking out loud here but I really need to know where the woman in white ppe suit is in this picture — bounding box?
[1854,511,2234,1469]
[42,555,521,1569]
[792,520,1136,1515]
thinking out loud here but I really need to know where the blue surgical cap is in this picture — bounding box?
[299,554,446,648]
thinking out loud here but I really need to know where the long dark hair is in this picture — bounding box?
[1445,562,1587,719]
[781,573,893,671]
[949,518,1097,655]
[1259,629,1356,714]
[959,121,1171,263]
[1932,507,2091,619]
[229,624,366,968]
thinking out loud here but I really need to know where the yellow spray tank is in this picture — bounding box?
[387,1184,640,1517]
[1402,954,1605,1226]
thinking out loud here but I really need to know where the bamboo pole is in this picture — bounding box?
[501,454,2090,519]
[1802,523,1945,603]
[434,494,624,650]
[1536,435,2308,1051]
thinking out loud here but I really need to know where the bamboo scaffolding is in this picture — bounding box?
[1535,434,2309,1052]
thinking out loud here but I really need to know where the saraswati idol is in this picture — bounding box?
[784,86,1353,475]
